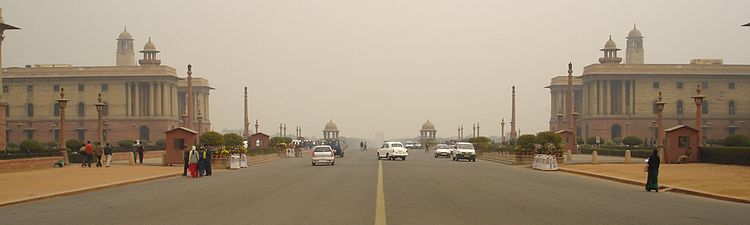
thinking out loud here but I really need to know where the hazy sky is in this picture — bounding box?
[2,0,749,139]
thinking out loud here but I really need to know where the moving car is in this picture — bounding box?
[451,142,476,162]
[434,144,451,158]
[328,140,344,157]
[311,145,335,166]
[404,141,415,149]
[377,142,408,160]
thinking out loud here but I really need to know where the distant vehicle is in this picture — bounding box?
[415,143,423,149]
[404,141,415,149]
[451,142,476,162]
[377,142,408,160]
[328,140,345,158]
[434,144,451,158]
[311,145,335,166]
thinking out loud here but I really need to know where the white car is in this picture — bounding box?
[404,141,415,149]
[451,142,476,162]
[377,142,408,160]
[311,145,335,166]
[434,144,451,158]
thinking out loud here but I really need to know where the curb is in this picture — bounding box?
[559,167,750,205]
[0,172,181,207]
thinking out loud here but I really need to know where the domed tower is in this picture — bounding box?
[116,27,136,66]
[420,120,437,139]
[138,37,161,66]
[626,24,644,64]
[323,120,339,140]
[598,35,622,64]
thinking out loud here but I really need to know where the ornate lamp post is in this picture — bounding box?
[691,84,705,147]
[95,93,106,165]
[500,118,505,145]
[196,110,203,145]
[572,109,579,150]
[56,88,69,164]
[655,92,667,162]
[650,120,656,147]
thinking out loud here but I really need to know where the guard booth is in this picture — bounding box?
[249,132,270,149]
[164,127,198,165]
[555,130,575,153]
[664,125,699,163]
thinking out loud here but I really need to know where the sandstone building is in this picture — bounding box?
[2,28,212,145]
[548,25,750,145]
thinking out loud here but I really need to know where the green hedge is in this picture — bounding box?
[700,147,750,166]
[579,147,652,158]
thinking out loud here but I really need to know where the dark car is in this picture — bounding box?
[328,140,344,158]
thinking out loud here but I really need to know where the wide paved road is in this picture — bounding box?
[2,148,749,225]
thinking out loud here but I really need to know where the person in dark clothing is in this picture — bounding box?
[645,149,661,192]
[182,148,190,176]
[205,146,213,176]
[136,143,145,164]
[104,143,113,167]
[197,147,206,177]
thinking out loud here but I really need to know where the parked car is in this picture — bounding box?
[434,144,451,158]
[377,142,408,160]
[404,141,415,149]
[311,145,335,166]
[415,143,423,149]
[451,142,476,162]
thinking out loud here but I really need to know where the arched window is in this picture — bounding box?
[53,102,60,116]
[611,124,622,139]
[139,125,150,142]
[102,101,109,117]
[652,100,658,114]
[26,103,33,117]
[676,100,684,115]
[78,102,85,117]
[702,101,709,114]
[729,101,736,115]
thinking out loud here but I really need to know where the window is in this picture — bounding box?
[54,130,60,142]
[676,100,684,115]
[611,124,622,139]
[729,101,736,115]
[78,84,84,92]
[729,82,735,89]
[25,130,33,140]
[53,85,60,91]
[5,106,8,118]
[701,82,708,89]
[2,86,7,93]
[102,102,109,116]
[728,126,737,135]
[678,136,689,148]
[27,85,33,93]
[653,82,660,89]
[677,82,683,89]
[101,84,108,91]
[653,100,658,114]
[53,102,60,116]
[78,102,85,117]
[702,101,709,114]
[26,103,33,117]
[77,130,85,141]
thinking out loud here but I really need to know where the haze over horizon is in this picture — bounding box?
[2,0,749,140]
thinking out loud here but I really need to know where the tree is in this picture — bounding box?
[66,139,83,151]
[535,131,562,154]
[200,131,224,147]
[269,137,292,147]
[468,136,492,151]
[20,139,44,152]
[622,136,643,146]
[724,134,750,147]
[516,134,537,153]
[223,133,244,147]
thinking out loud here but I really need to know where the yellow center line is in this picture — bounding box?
[375,160,387,225]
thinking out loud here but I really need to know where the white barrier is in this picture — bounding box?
[239,154,248,168]
[286,148,295,158]
[229,154,241,170]
[532,154,558,171]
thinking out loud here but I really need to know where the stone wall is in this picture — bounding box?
[0,156,63,173]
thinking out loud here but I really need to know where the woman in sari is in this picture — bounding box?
[645,149,660,192]
[189,146,200,178]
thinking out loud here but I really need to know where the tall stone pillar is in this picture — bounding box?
[186,65,194,129]
[510,86,517,141]
[244,87,250,138]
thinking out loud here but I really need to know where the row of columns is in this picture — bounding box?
[125,81,175,118]
[584,79,636,116]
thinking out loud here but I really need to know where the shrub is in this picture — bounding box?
[118,140,135,148]
[700,146,750,166]
[223,133,244,147]
[200,131,224,147]
[622,136,642,146]
[20,139,44,152]
[535,131,562,154]
[269,137,292,147]
[468,136,492,151]
[612,137,622,145]
[724,134,750,147]
[587,136,606,145]
[66,139,83,151]
[516,134,537,153]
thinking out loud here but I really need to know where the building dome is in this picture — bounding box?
[143,38,158,51]
[604,36,618,49]
[421,120,435,130]
[628,25,643,38]
[118,28,133,40]
[324,120,338,131]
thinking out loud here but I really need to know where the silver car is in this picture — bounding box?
[312,145,335,166]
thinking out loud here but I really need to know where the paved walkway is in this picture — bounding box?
[561,163,750,203]
[566,153,646,164]
[0,154,282,206]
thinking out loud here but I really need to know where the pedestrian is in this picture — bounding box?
[205,146,213,176]
[94,142,103,167]
[132,140,139,163]
[136,142,145,164]
[79,144,87,168]
[85,141,94,167]
[188,146,199,178]
[360,141,364,151]
[182,147,190,176]
[645,149,661,192]
[104,143,113,167]
[197,147,206,177]
[364,141,367,151]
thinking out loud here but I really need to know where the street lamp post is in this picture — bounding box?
[655,92,667,162]
[95,93,106,165]
[500,118,505,146]
[56,88,69,164]
[691,84,705,147]
[650,120,656,147]
[196,110,203,145]
[572,109,579,151]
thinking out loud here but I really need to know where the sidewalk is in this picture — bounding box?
[0,154,283,206]
[561,163,750,204]
[566,153,646,164]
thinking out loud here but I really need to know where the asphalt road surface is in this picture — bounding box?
[2,148,749,225]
